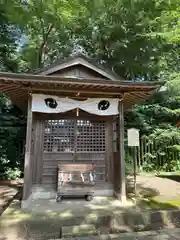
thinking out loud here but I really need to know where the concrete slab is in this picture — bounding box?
[26,197,134,214]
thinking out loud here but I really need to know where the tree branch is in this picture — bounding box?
[37,23,54,68]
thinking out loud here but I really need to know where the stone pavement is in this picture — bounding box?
[2,229,180,240]
[1,200,180,239]
[73,229,180,239]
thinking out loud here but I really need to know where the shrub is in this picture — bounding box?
[5,167,21,180]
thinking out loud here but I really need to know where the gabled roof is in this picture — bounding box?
[35,53,122,81]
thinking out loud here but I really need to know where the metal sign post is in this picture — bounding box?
[127,128,140,196]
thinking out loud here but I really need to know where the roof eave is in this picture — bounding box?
[0,72,160,112]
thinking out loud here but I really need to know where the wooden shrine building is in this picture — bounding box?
[0,54,159,208]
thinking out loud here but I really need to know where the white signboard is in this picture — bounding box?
[127,128,140,146]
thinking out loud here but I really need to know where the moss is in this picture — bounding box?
[138,196,180,210]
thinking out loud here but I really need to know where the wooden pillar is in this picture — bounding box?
[22,95,33,205]
[105,120,113,182]
[118,100,126,202]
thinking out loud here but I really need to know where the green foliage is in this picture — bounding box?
[140,159,156,173]
[71,0,171,79]
[5,0,171,79]
[125,151,133,175]
[153,0,180,44]
[0,0,20,71]
[10,0,81,71]
[0,0,26,177]
[138,127,180,172]
[126,73,180,173]
[0,94,25,177]
[1,0,180,176]
[4,167,21,180]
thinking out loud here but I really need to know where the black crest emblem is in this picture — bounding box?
[98,100,110,111]
[45,98,58,109]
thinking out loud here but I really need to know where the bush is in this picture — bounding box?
[125,152,134,175]
[137,128,180,172]
[5,167,21,180]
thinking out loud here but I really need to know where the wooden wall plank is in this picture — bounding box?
[31,119,36,183]
[42,152,106,189]
[39,120,44,183]
[35,120,43,183]
[32,119,44,184]
[34,111,111,121]
[50,65,108,79]
[109,121,114,183]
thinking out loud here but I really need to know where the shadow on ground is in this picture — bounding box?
[0,182,22,216]
[1,176,180,239]
[126,175,160,199]
[1,195,180,239]
[126,176,180,211]
[157,174,180,183]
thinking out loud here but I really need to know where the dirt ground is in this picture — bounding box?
[136,175,180,197]
[1,176,180,239]
[0,180,22,215]
[1,175,180,216]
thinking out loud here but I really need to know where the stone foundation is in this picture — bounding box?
[31,183,114,200]
[21,183,114,209]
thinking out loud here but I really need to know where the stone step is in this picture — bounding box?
[64,228,180,240]
[59,209,180,236]
[60,224,98,238]
[58,214,111,227]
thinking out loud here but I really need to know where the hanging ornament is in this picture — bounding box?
[89,171,94,182]
[81,172,84,182]
[60,172,64,183]
[68,173,72,182]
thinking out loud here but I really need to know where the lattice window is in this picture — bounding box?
[76,120,105,152]
[44,120,75,152]
[43,119,105,153]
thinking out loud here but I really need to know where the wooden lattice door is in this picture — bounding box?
[44,119,75,154]
[43,119,106,185]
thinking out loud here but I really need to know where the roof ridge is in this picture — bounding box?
[33,53,122,80]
